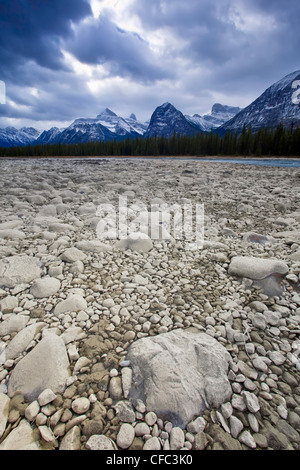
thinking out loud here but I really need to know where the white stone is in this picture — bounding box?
[38,388,57,406]
[7,334,70,402]
[127,329,232,427]
[4,322,46,361]
[61,247,87,263]
[0,314,29,337]
[54,294,87,315]
[242,391,260,413]
[135,422,151,436]
[25,400,40,422]
[170,427,185,450]
[0,296,18,313]
[115,232,153,253]
[116,423,135,449]
[228,256,288,280]
[186,416,206,434]
[0,255,41,288]
[143,436,161,450]
[0,419,41,450]
[59,426,81,450]
[145,411,157,426]
[30,277,60,298]
[230,415,244,438]
[85,435,117,450]
[239,430,256,449]
[72,397,90,414]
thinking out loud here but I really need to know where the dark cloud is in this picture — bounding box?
[0,0,92,76]
[0,0,299,129]
[67,13,171,83]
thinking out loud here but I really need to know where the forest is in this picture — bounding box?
[0,123,300,158]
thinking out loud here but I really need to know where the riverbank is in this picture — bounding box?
[0,157,299,450]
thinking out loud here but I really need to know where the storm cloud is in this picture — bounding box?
[0,0,299,129]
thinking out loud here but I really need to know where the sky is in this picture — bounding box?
[0,0,299,131]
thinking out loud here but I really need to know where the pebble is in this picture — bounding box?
[116,423,135,449]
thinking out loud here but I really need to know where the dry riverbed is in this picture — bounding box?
[0,157,300,450]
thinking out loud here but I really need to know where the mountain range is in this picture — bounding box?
[0,70,299,148]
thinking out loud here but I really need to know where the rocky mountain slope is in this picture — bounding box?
[219,70,300,134]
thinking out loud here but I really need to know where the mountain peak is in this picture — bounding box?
[219,69,300,133]
[96,108,118,119]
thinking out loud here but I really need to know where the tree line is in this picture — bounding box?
[0,123,300,158]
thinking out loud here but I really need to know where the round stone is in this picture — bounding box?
[72,397,90,414]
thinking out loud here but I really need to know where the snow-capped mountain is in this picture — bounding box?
[145,102,200,138]
[186,104,242,132]
[36,109,148,145]
[0,127,41,148]
[219,70,300,134]
[36,127,64,145]
[95,108,148,136]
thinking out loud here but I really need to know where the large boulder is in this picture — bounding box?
[7,335,70,402]
[30,277,61,298]
[54,294,87,315]
[126,328,232,428]
[114,232,153,253]
[0,255,41,288]
[228,256,288,280]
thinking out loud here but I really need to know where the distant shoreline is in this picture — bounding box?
[1,155,300,160]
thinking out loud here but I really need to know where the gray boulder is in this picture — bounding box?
[8,335,70,402]
[30,277,61,298]
[126,328,232,428]
[228,256,288,280]
[0,255,41,288]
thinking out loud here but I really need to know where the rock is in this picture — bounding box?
[186,417,206,434]
[170,427,185,450]
[75,240,109,253]
[116,423,135,449]
[242,232,275,245]
[25,400,40,422]
[145,411,157,426]
[4,322,45,361]
[0,295,18,313]
[229,415,244,438]
[39,425,58,447]
[242,391,260,413]
[7,335,70,402]
[72,397,90,414]
[85,435,117,450]
[127,328,232,428]
[0,314,29,337]
[30,277,61,298]
[61,247,87,263]
[0,392,10,438]
[134,422,151,436]
[238,430,257,448]
[37,389,57,407]
[115,232,153,253]
[0,229,25,240]
[0,255,41,288]
[0,419,41,450]
[54,294,87,315]
[228,256,288,280]
[59,426,81,450]
[114,401,135,423]
[143,436,161,450]
[109,376,123,401]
